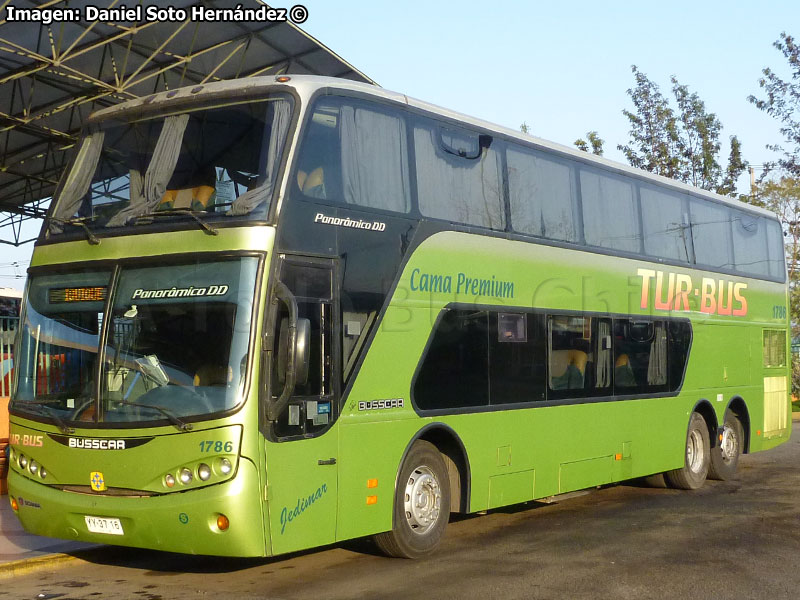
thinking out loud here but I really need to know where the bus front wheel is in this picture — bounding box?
[708,410,743,481]
[374,440,451,558]
[665,412,710,490]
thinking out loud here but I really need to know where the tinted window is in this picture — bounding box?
[580,169,641,253]
[690,199,733,269]
[293,99,411,213]
[730,210,770,277]
[766,218,786,279]
[613,319,669,395]
[414,309,489,410]
[490,313,547,404]
[507,147,578,242]
[640,186,691,262]
[668,320,692,390]
[414,121,505,229]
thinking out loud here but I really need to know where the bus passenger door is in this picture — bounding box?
[264,256,339,556]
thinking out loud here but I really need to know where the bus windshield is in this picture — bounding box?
[47,94,293,237]
[12,257,259,426]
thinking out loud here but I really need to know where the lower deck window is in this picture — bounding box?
[413,307,691,412]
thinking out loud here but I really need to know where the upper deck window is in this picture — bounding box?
[47,95,293,238]
[580,168,640,253]
[291,98,411,213]
[414,120,505,229]
[507,147,578,243]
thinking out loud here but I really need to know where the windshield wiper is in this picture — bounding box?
[132,209,219,236]
[116,400,193,432]
[46,216,101,245]
[14,401,76,434]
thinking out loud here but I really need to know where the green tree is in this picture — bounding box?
[574,131,604,156]
[748,32,800,177]
[619,66,747,196]
[520,122,532,135]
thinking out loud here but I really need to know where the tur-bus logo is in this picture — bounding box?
[638,268,747,316]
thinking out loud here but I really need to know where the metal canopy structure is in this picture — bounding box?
[0,0,375,246]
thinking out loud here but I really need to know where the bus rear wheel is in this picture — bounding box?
[665,412,710,490]
[374,440,450,559]
[708,410,743,481]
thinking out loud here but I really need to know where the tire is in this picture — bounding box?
[665,412,710,490]
[708,410,744,481]
[374,440,451,558]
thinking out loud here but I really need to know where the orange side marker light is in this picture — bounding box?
[367,478,378,489]
[217,514,230,531]
[10,497,19,512]
[366,495,378,505]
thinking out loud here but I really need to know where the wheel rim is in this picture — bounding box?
[720,424,738,462]
[687,428,706,473]
[403,465,442,535]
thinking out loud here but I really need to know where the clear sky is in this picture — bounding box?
[2,0,798,289]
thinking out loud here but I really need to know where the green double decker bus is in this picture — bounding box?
[7,75,790,559]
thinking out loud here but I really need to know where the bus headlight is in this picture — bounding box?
[29,460,39,476]
[198,464,211,481]
[164,473,176,488]
[39,466,47,480]
[218,458,232,476]
[179,468,193,485]
[18,454,28,470]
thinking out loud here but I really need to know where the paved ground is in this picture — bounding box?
[0,500,96,568]
[1,422,800,600]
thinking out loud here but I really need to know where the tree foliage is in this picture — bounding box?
[748,32,800,177]
[574,131,604,156]
[619,66,747,196]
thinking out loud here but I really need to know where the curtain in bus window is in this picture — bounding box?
[414,124,505,229]
[229,98,292,216]
[690,200,733,269]
[766,218,786,280]
[647,322,667,385]
[106,114,190,226]
[51,132,106,227]
[339,105,411,213]
[596,319,612,388]
[640,187,691,262]
[731,209,770,277]
[507,147,577,242]
[580,170,640,253]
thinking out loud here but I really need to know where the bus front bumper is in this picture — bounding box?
[7,458,266,557]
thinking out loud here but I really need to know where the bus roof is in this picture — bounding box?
[88,74,777,221]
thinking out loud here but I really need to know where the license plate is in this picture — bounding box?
[84,515,124,536]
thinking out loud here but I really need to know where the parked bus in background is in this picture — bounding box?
[6,75,790,559]
[1,287,21,397]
